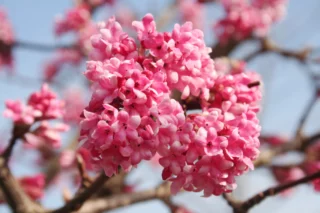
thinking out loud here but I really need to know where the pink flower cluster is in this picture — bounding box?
[44,49,82,82]
[80,14,262,196]
[215,0,287,43]
[63,88,87,124]
[4,84,65,124]
[272,166,305,196]
[60,148,92,170]
[0,7,14,71]
[271,140,320,194]
[3,84,68,148]
[178,0,204,30]
[55,5,90,36]
[18,174,45,201]
[0,174,45,203]
[24,121,69,149]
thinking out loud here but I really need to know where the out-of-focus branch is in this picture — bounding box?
[1,124,30,163]
[49,172,110,213]
[294,95,317,141]
[255,132,320,168]
[244,38,313,62]
[0,158,44,213]
[238,170,320,212]
[210,38,249,59]
[77,182,171,213]
[76,154,92,189]
[13,41,77,52]
[222,193,241,212]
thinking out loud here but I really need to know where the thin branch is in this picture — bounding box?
[0,158,44,213]
[239,170,320,212]
[1,124,30,164]
[294,95,317,140]
[76,154,92,189]
[49,172,110,213]
[244,38,313,62]
[14,41,76,52]
[254,132,320,168]
[77,182,171,213]
[222,193,241,212]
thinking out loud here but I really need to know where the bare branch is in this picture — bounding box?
[49,173,110,213]
[239,170,320,212]
[77,182,171,213]
[0,158,44,213]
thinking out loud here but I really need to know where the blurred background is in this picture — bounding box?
[1,0,320,212]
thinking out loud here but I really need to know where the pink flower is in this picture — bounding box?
[133,14,216,100]
[215,0,288,42]
[28,84,65,120]
[178,0,204,30]
[4,84,66,125]
[18,174,45,201]
[63,88,86,124]
[79,14,262,196]
[115,8,136,28]
[55,5,90,35]
[3,100,41,125]
[24,121,69,149]
[43,49,82,82]
[260,134,288,146]
[89,17,137,60]
[272,166,305,196]
[59,148,92,170]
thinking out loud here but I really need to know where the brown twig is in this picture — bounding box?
[294,95,317,141]
[244,38,313,62]
[49,173,110,213]
[14,41,77,52]
[77,182,171,213]
[1,124,31,164]
[254,132,320,168]
[76,154,92,189]
[238,170,320,212]
[0,158,44,213]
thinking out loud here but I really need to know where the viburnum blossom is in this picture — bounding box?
[24,121,69,149]
[79,14,262,196]
[0,7,14,71]
[272,166,305,196]
[55,5,90,36]
[44,49,82,82]
[0,174,45,203]
[59,148,92,170]
[18,174,45,201]
[215,0,287,43]
[260,134,288,146]
[303,141,320,192]
[3,84,65,125]
[63,88,86,124]
[178,0,204,30]
[132,14,216,99]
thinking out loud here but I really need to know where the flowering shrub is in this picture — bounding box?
[1,1,320,213]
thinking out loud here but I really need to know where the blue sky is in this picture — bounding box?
[1,0,320,212]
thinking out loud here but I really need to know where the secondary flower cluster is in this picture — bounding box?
[215,0,287,43]
[3,84,68,148]
[79,14,262,196]
[0,7,14,71]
